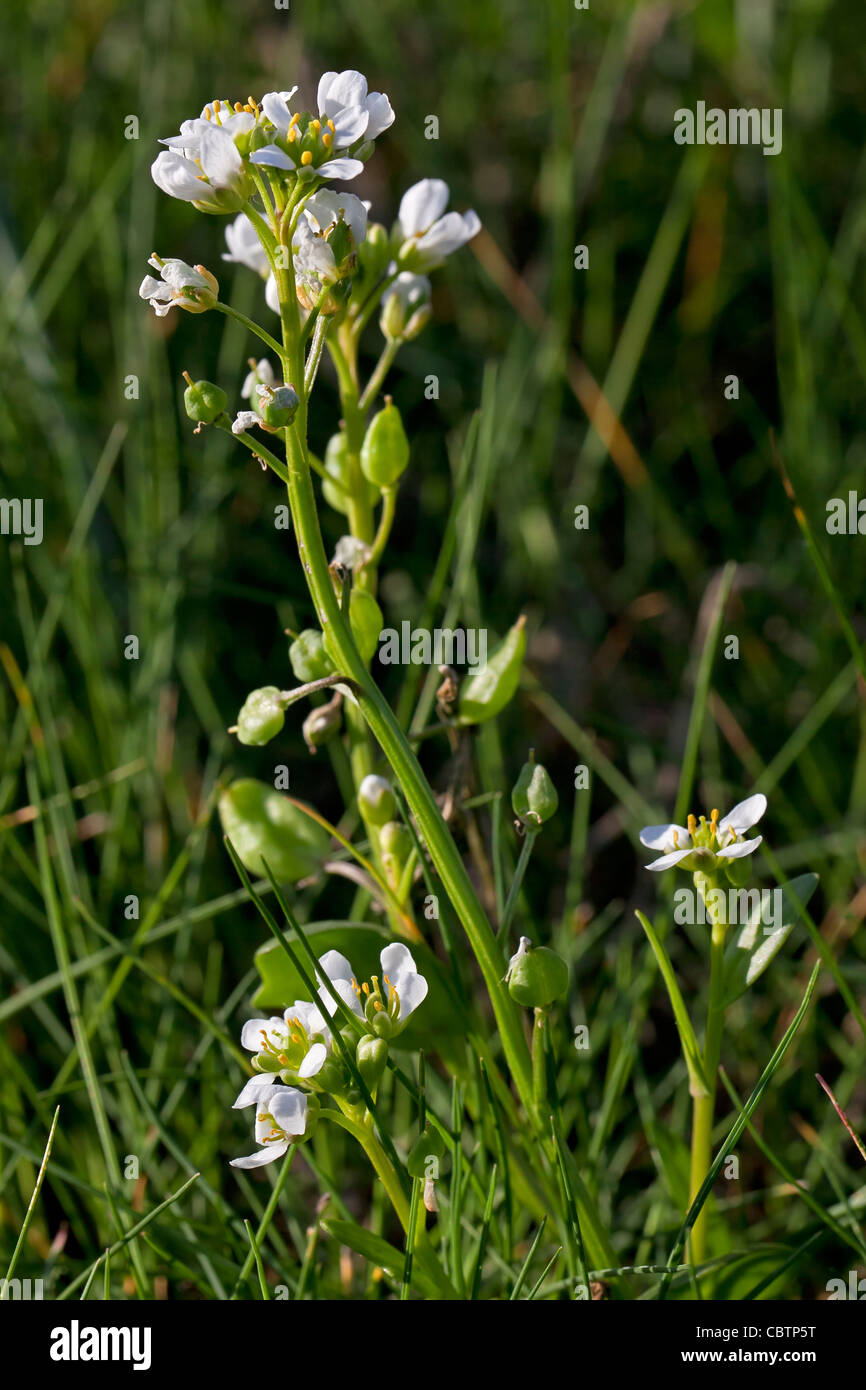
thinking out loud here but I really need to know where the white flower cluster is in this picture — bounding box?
[142,69,481,329]
[230,943,427,1168]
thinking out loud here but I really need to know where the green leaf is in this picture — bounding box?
[251,920,466,1046]
[636,910,709,1098]
[723,873,818,1005]
[321,1217,456,1299]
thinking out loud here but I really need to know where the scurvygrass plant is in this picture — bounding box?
[130,66,838,1301]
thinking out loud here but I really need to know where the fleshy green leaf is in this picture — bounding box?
[723,873,818,1005]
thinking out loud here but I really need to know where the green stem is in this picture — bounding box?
[213,301,284,360]
[498,827,539,942]
[688,883,728,1265]
[324,1108,410,1230]
[358,339,400,413]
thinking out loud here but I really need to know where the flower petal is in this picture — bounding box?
[639,823,691,850]
[318,69,368,117]
[261,89,298,133]
[250,145,294,171]
[329,104,369,147]
[365,92,395,140]
[150,150,204,202]
[314,157,365,181]
[230,1138,289,1169]
[716,835,762,860]
[645,847,695,872]
[232,1076,282,1110]
[298,1042,327,1078]
[718,794,767,836]
[269,1087,309,1135]
[398,178,451,237]
[200,125,243,188]
[380,942,428,1021]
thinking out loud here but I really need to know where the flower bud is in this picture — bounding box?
[505,936,569,1008]
[236,686,285,747]
[379,819,412,891]
[183,375,228,424]
[358,774,398,827]
[458,615,527,726]
[356,1034,389,1090]
[302,698,342,752]
[218,778,329,882]
[511,751,558,827]
[406,1127,446,1179]
[256,382,300,430]
[360,398,410,488]
[289,629,335,684]
[308,1057,346,1096]
[380,272,432,342]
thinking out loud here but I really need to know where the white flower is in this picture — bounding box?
[251,70,393,184]
[230,1079,308,1169]
[315,943,428,1034]
[396,179,481,270]
[640,794,767,872]
[223,215,271,276]
[151,124,250,212]
[231,411,260,435]
[237,1000,331,1083]
[317,69,395,142]
[138,256,218,317]
[302,190,368,245]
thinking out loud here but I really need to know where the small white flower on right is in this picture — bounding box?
[315,943,428,1036]
[640,794,767,873]
[395,179,481,271]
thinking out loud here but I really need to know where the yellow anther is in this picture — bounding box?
[310,119,320,131]
[213,99,221,112]
[327,118,335,131]
[687,814,697,835]
[205,107,212,120]
[373,1001,382,1011]
[288,112,300,129]
[322,132,333,148]
[288,127,297,141]
[383,975,391,986]
[234,101,243,112]
[291,1033,302,1045]
[301,151,313,165]
[361,981,370,994]
[672,830,679,847]
[277,1053,289,1066]
[248,96,257,109]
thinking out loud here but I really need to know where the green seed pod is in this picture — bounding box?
[324,589,383,668]
[358,774,397,827]
[302,700,341,752]
[256,383,299,429]
[235,686,285,747]
[505,937,569,1009]
[288,629,336,684]
[360,398,410,488]
[406,1127,446,1179]
[457,616,527,726]
[218,778,329,883]
[183,377,228,424]
[322,431,379,515]
[356,1033,389,1090]
[511,751,559,827]
[379,819,411,860]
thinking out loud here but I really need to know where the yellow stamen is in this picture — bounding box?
[234,101,243,112]
[205,107,212,120]
[373,1001,382,1011]
[322,132,333,148]
[361,981,370,994]
[288,112,300,129]
[327,118,335,131]
[672,830,679,847]
[300,151,313,165]
[310,119,320,131]
[687,814,697,835]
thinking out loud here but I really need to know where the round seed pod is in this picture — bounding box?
[406,1127,446,1179]
[236,686,285,747]
[322,431,379,515]
[184,378,228,423]
[506,939,569,1008]
[288,629,335,684]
